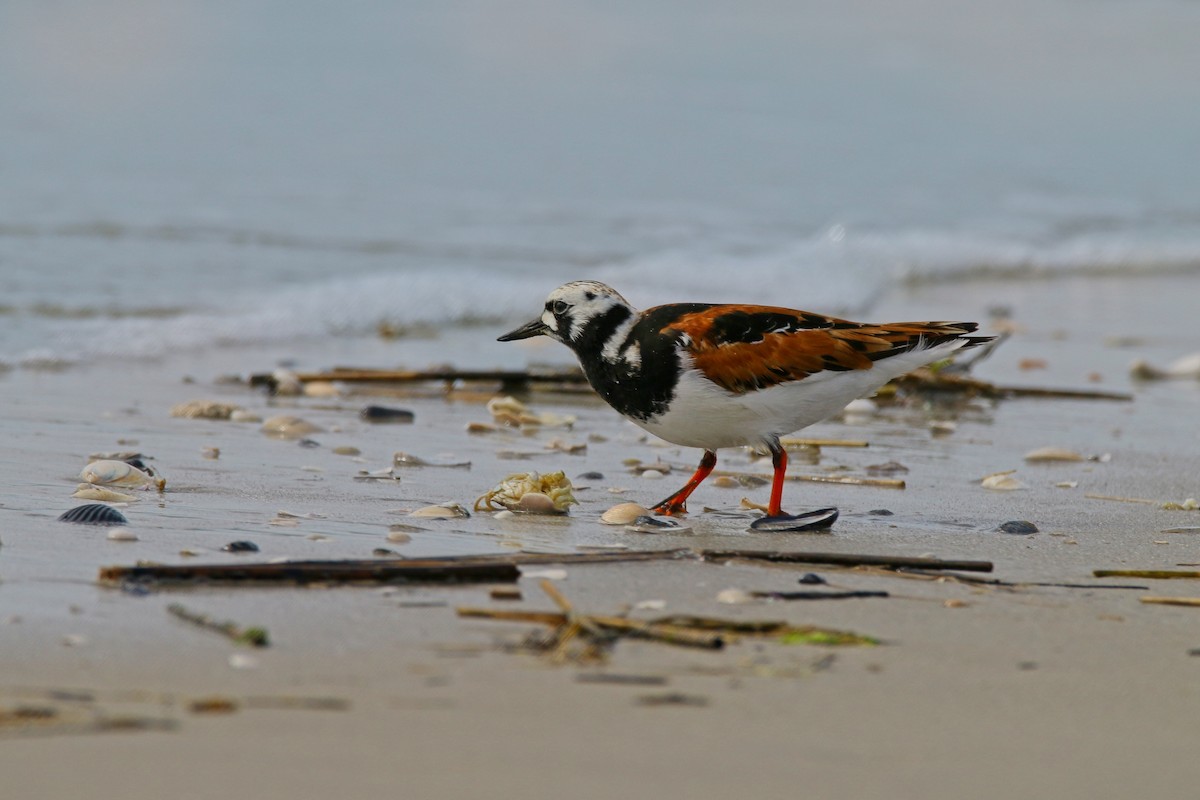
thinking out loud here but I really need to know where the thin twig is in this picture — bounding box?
[702,549,993,573]
[167,604,269,647]
[1140,596,1200,607]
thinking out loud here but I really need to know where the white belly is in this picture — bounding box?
[634,340,968,450]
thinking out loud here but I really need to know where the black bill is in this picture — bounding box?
[497,318,550,342]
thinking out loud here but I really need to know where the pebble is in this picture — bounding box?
[360,405,415,423]
[201,447,220,460]
[1024,446,1085,463]
[409,503,470,519]
[640,469,665,480]
[997,520,1039,534]
[333,446,361,456]
[222,540,260,553]
[711,476,739,489]
[386,531,413,544]
[577,471,605,481]
[868,509,894,516]
[303,381,341,398]
[106,527,138,541]
[170,400,244,420]
[230,409,263,423]
[798,573,827,585]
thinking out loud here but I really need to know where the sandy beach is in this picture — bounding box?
[2,271,1199,799]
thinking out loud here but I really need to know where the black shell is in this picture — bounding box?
[749,507,839,532]
[58,504,129,526]
[360,405,415,423]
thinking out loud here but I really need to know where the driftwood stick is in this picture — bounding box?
[897,570,1149,590]
[1084,493,1161,506]
[780,438,870,448]
[1140,596,1200,607]
[1093,569,1200,580]
[101,559,520,587]
[891,373,1133,402]
[702,549,993,573]
[710,470,905,489]
[256,368,589,386]
[99,549,694,587]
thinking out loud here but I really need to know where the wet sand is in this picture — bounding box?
[2,272,1200,799]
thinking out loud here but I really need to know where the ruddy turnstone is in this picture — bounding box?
[499,281,992,529]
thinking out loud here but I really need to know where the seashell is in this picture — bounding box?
[466,422,498,434]
[170,400,244,420]
[230,409,263,423]
[409,503,470,519]
[386,531,412,544]
[360,405,415,424]
[333,446,361,456]
[58,504,129,526]
[544,438,586,454]
[514,492,559,514]
[749,507,839,532]
[600,502,651,525]
[72,484,137,502]
[80,460,153,488]
[1024,447,1085,463]
[716,588,756,605]
[625,515,690,533]
[222,540,260,552]
[88,450,145,462]
[393,451,470,469]
[261,415,323,439]
[475,471,577,514]
[711,476,739,489]
[520,568,567,580]
[1055,481,1079,489]
[486,396,575,429]
[201,447,220,460]
[106,527,138,541]
[303,381,341,398]
[928,420,957,436]
[981,471,1025,491]
[640,469,665,480]
[271,369,303,396]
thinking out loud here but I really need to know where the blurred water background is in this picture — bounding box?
[1,0,1198,368]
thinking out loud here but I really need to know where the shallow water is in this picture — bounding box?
[1,1,1198,367]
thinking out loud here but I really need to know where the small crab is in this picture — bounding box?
[475,471,578,514]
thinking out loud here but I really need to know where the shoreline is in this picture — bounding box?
[2,270,1200,799]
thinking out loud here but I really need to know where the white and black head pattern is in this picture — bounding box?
[537,281,632,345]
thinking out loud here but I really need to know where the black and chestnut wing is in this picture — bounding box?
[660,304,981,395]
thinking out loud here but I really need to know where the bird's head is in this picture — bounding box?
[498,281,633,346]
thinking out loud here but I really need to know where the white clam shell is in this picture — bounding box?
[409,503,470,519]
[80,460,152,488]
[600,502,651,525]
[981,472,1026,491]
[1024,447,1085,463]
[260,415,323,439]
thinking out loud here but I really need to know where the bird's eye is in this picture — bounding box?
[551,300,569,315]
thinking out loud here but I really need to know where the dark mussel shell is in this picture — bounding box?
[749,507,839,532]
[360,405,415,423]
[58,504,129,526]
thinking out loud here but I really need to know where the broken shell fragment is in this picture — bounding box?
[106,527,139,541]
[474,471,577,514]
[261,415,323,439]
[981,471,1025,491]
[170,400,245,420]
[600,502,651,525]
[409,503,471,519]
[230,409,262,423]
[72,484,138,502]
[625,515,690,533]
[58,504,129,526]
[486,396,576,429]
[393,451,471,469]
[1024,447,1085,463]
[80,460,153,488]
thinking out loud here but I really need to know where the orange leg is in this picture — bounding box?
[767,442,787,517]
[651,450,717,516]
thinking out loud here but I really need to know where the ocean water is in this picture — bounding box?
[1,0,1198,369]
